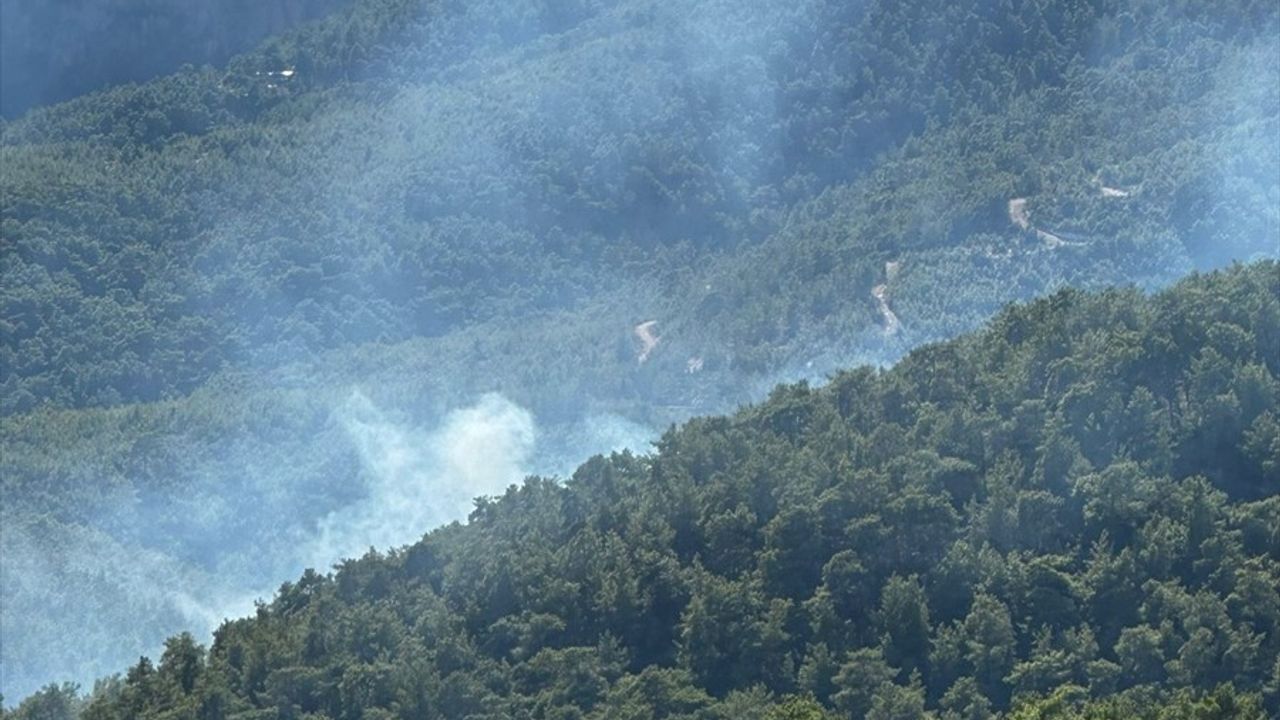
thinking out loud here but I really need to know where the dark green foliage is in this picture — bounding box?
[3,0,1277,415]
[1004,683,1268,719]
[3,0,1278,709]
[57,263,1280,718]
[0,1,356,118]
[3,684,83,720]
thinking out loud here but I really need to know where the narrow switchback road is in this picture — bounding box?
[872,284,900,335]
[634,320,659,363]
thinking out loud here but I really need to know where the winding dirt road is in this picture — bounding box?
[634,320,659,363]
[1008,197,1079,248]
[1008,198,1032,230]
[872,284,901,335]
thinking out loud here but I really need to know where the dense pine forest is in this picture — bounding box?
[8,263,1278,719]
[4,0,1277,416]
[0,0,354,118]
[1,0,1278,712]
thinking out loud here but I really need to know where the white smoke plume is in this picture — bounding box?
[305,391,537,567]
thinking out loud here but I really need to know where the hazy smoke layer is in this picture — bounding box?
[5,0,1275,706]
[309,391,537,566]
[0,392,647,701]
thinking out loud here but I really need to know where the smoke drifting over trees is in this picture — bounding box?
[1,0,1277,711]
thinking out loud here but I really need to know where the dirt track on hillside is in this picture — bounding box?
[872,285,901,335]
[1008,197,1082,248]
[635,320,659,363]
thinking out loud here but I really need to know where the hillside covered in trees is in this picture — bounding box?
[8,262,1277,719]
[4,0,1277,415]
[0,0,354,118]
[2,0,1278,706]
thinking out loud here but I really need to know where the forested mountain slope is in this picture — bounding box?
[12,262,1275,720]
[2,0,1278,704]
[0,0,354,118]
[3,0,1276,414]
